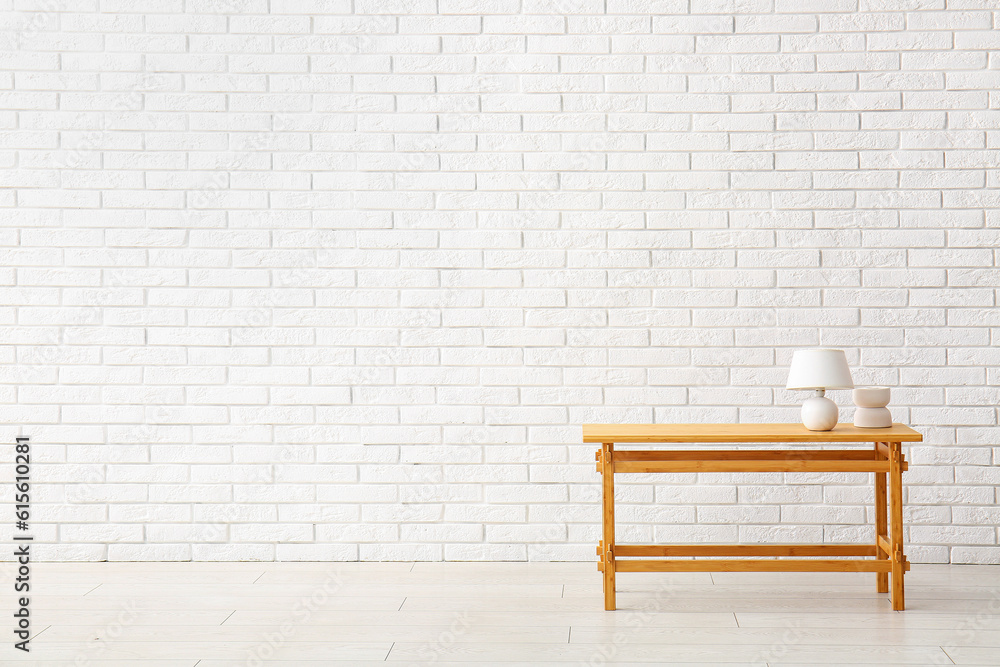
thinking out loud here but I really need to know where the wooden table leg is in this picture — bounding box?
[889,441,905,611]
[874,442,889,594]
[601,441,616,611]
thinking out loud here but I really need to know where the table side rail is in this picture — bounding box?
[616,559,911,573]
[613,544,879,558]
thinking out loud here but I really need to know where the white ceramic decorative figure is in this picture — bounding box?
[853,386,892,428]
[785,349,855,431]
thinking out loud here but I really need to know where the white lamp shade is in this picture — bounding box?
[785,348,854,391]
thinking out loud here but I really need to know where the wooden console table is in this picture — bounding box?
[584,423,923,611]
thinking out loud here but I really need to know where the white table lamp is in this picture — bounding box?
[785,348,854,431]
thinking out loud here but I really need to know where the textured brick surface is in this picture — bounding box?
[1,1,998,563]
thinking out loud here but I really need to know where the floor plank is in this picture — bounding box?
[83,582,566,599]
[941,646,1000,665]
[224,609,739,628]
[383,641,953,663]
[0,641,392,661]
[35,623,573,644]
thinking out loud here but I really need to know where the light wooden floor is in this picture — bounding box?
[1,561,999,665]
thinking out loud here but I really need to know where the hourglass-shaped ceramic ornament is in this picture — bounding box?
[853,386,892,428]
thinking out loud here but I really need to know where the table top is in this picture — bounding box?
[583,423,923,444]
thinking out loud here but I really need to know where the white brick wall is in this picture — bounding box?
[2,0,998,563]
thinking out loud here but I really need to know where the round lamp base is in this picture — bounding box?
[801,395,839,431]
